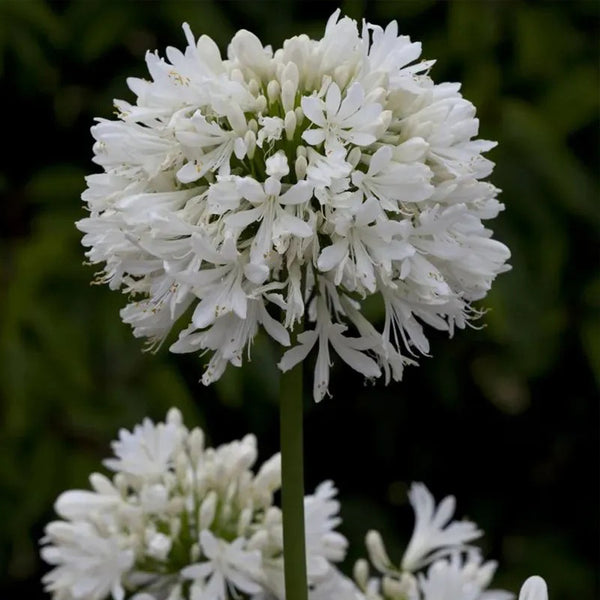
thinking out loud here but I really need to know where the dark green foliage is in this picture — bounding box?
[0,1,597,598]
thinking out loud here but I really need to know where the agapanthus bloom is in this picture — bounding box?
[40,409,347,600]
[353,484,538,600]
[78,10,510,400]
[40,410,547,600]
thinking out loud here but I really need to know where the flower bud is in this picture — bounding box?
[353,558,369,588]
[230,68,245,84]
[295,155,307,180]
[284,110,297,140]
[166,407,182,427]
[267,79,281,103]
[519,576,549,600]
[244,130,256,159]
[382,576,406,599]
[255,95,267,113]
[237,507,253,537]
[198,490,217,529]
[366,530,393,573]
[281,61,299,88]
[188,427,204,463]
[170,516,181,539]
[146,531,172,561]
[190,542,200,562]
[281,80,297,113]
[333,64,351,89]
[347,146,362,168]
[248,78,260,96]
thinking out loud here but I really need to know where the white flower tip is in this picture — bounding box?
[353,558,369,587]
[166,407,182,426]
[519,576,548,600]
[182,22,195,47]
[365,530,393,573]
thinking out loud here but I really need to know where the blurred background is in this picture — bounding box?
[0,0,598,598]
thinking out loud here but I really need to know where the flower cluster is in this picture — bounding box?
[41,409,347,600]
[41,409,547,600]
[77,10,510,401]
[354,482,510,600]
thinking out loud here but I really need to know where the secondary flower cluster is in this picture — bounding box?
[41,410,547,600]
[77,10,510,401]
[40,408,346,600]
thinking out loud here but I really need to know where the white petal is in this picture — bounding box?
[337,82,364,121]
[279,180,314,205]
[233,136,247,159]
[278,330,318,371]
[301,95,326,127]
[317,240,348,272]
[199,529,219,558]
[231,283,248,319]
[176,160,204,184]
[325,82,342,115]
[274,211,312,238]
[259,302,290,346]
[244,263,269,284]
[264,176,282,197]
[236,177,266,204]
[302,128,327,146]
[224,207,264,230]
[368,145,392,176]
[345,131,376,146]
[355,197,381,226]
[181,561,214,580]
[331,337,381,378]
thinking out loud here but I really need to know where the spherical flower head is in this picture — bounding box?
[40,409,349,600]
[78,10,510,401]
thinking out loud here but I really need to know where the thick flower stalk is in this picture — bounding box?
[40,409,348,600]
[78,10,510,402]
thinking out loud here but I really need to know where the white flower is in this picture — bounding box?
[41,521,134,600]
[41,416,546,600]
[279,291,381,401]
[146,531,173,561]
[304,481,348,576]
[79,10,510,401]
[181,530,263,599]
[518,576,548,600]
[257,115,285,148]
[401,482,481,571]
[41,409,349,600]
[301,81,383,149]
[353,484,536,600]
[418,552,512,600]
[104,414,181,478]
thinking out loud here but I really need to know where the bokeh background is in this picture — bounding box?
[1,1,598,598]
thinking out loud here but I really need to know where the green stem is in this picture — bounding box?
[280,355,308,600]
